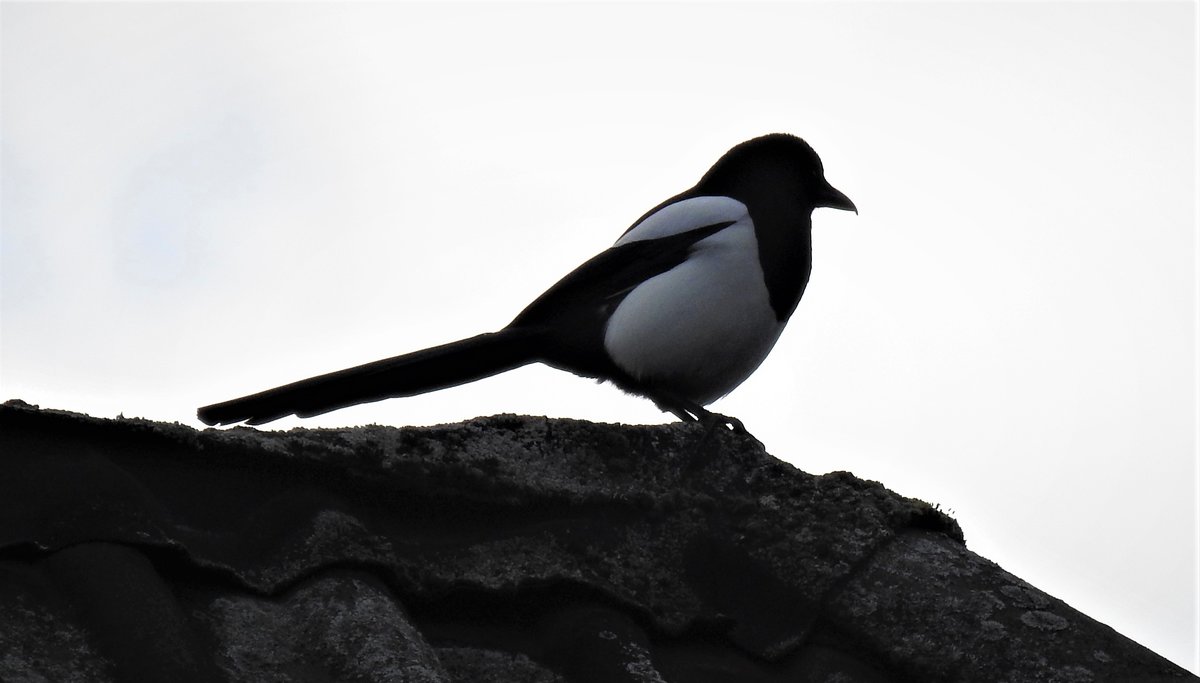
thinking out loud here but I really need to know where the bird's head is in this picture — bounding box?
[698,133,857,215]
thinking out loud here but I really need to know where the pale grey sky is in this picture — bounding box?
[2,1,1196,672]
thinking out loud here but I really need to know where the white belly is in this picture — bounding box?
[602,220,785,405]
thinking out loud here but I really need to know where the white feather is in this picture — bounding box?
[616,196,750,246]
[603,211,785,405]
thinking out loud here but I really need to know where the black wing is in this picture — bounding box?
[506,220,735,375]
[510,220,735,328]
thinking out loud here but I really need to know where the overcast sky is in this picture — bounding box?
[2,1,1196,672]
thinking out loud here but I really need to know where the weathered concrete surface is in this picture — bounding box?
[0,399,1193,682]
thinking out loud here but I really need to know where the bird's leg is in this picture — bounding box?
[696,408,747,435]
[652,397,700,424]
[649,391,755,470]
[651,392,747,435]
[688,405,748,437]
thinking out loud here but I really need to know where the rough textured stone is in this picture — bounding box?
[0,399,1193,682]
[192,570,447,683]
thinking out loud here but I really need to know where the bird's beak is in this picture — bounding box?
[817,183,857,214]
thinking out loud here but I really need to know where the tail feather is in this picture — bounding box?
[197,330,543,426]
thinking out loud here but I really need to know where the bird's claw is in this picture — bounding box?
[652,394,748,436]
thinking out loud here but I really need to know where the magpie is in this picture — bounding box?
[198,133,856,429]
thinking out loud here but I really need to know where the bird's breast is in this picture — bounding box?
[602,219,785,405]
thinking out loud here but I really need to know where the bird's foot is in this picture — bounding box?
[700,410,746,435]
[653,394,749,437]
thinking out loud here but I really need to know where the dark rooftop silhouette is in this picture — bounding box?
[1,399,1194,682]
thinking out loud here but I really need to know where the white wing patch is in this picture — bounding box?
[616,196,750,246]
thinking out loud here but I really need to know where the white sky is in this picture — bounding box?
[2,1,1196,673]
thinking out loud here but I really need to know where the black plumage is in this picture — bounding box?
[198,134,855,428]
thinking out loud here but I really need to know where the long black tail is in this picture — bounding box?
[197,329,544,426]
